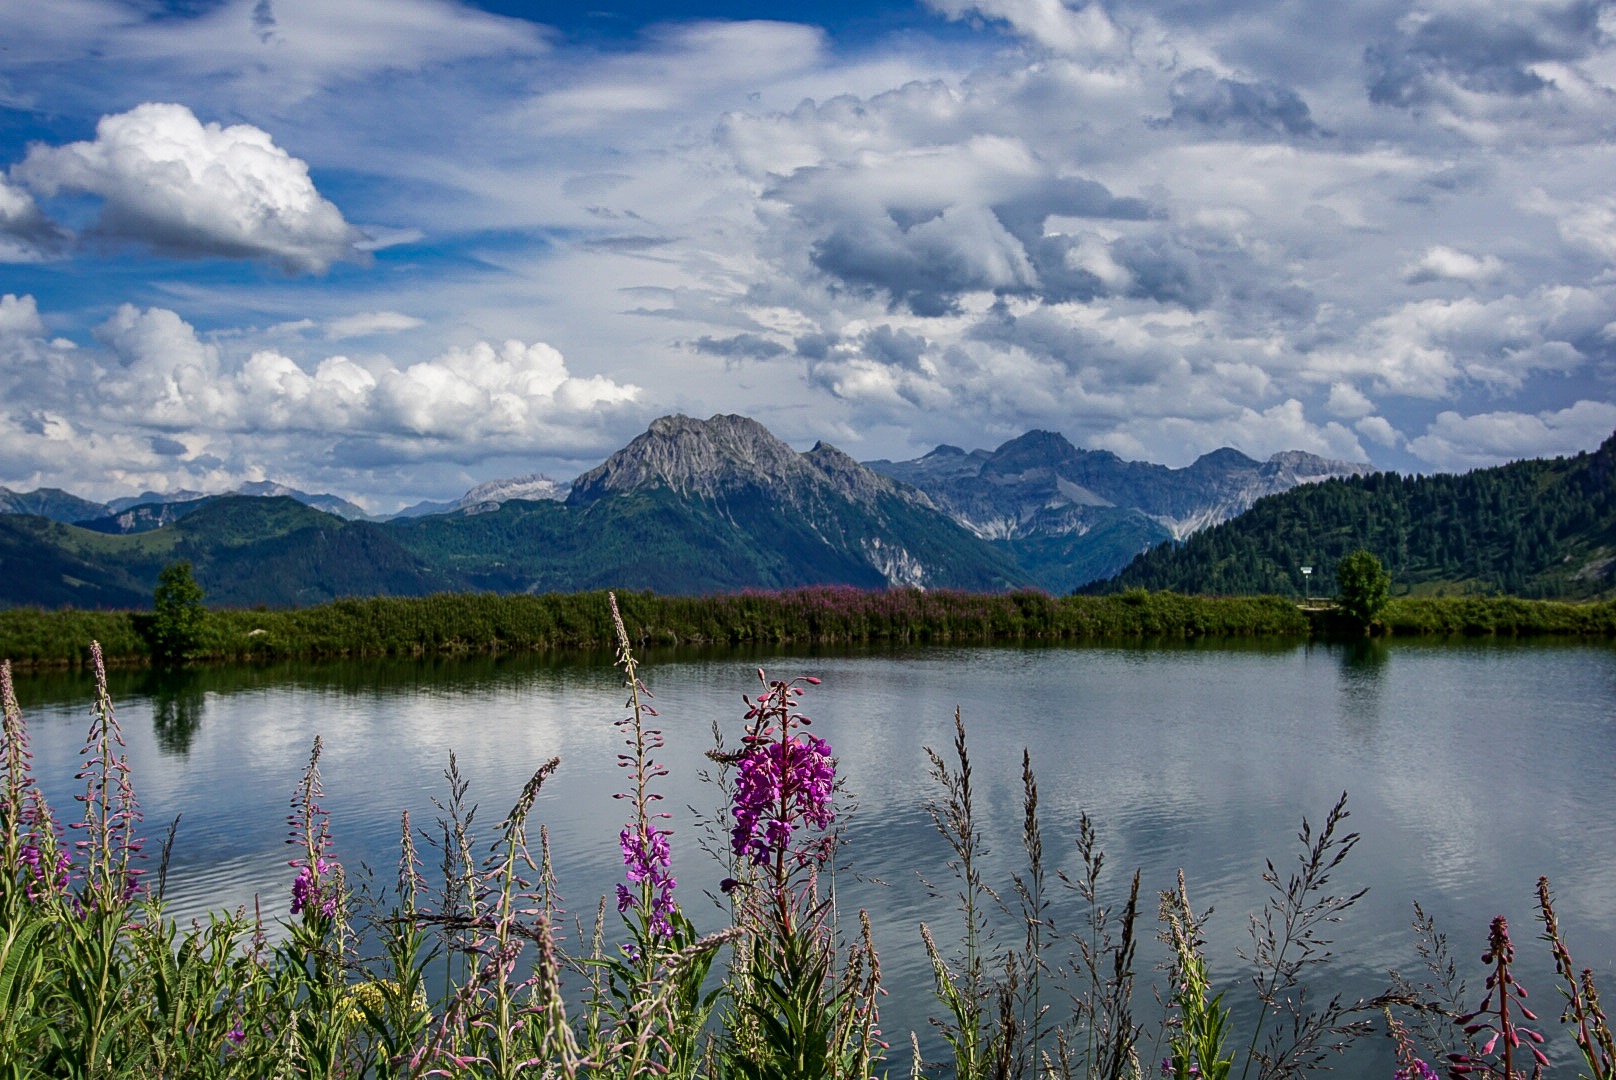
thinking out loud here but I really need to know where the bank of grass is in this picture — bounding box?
[3,587,1612,667]
[3,588,1308,666]
[1379,593,1616,636]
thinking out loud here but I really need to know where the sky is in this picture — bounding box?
[2,0,1615,512]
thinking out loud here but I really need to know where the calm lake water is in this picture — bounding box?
[12,637,1616,1070]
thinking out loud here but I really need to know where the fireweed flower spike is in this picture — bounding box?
[286,735,341,921]
[608,592,678,941]
[729,671,833,869]
[1449,915,1549,1079]
[728,670,836,931]
[69,642,144,909]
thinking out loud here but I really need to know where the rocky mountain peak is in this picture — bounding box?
[569,414,817,505]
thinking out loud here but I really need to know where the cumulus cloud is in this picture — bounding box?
[82,306,642,441]
[1355,415,1403,448]
[15,103,362,272]
[1402,245,1507,285]
[1408,400,1616,468]
[1366,0,1608,107]
[1526,190,1616,263]
[1326,381,1376,418]
[1309,285,1609,396]
[758,129,1161,315]
[0,177,69,261]
[0,296,641,499]
[923,0,1126,59]
[1165,69,1319,137]
[4,0,1614,497]
[0,294,47,338]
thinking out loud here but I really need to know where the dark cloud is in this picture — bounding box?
[1112,234,1217,309]
[799,176,1157,315]
[689,332,789,360]
[149,435,187,456]
[861,325,929,370]
[0,180,71,260]
[810,222,998,317]
[990,179,1154,241]
[794,332,833,360]
[1367,1,1608,107]
[581,234,675,252]
[1164,69,1320,136]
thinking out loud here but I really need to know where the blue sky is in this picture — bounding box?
[2,0,1614,511]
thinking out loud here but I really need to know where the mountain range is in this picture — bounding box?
[866,432,1372,592]
[1084,428,1616,601]
[0,413,1412,607]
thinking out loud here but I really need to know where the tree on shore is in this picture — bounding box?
[150,560,206,664]
[1335,549,1390,631]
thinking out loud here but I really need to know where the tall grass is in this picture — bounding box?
[3,613,1612,1077]
[3,588,1331,666]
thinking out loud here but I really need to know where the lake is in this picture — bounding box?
[11,637,1616,1072]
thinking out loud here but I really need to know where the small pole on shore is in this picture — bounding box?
[1301,565,1313,603]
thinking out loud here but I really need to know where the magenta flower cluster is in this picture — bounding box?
[730,731,836,866]
[290,856,337,918]
[18,840,72,901]
[616,822,677,938]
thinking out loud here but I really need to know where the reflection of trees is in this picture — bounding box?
[142,669,206,755]
[1336,638,1389,727]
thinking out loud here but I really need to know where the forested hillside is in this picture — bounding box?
[1086,431,1616,599]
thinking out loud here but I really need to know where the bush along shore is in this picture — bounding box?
[2,585,1614,667]
[5,610,1614,1079]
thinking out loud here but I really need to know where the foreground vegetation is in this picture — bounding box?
[6,613,1615,1079]
[3,585,1615,667]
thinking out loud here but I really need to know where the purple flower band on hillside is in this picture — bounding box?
[730,733,835,866]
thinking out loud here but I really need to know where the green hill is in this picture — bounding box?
[0,498,453,609]
[1085,430,1616,599]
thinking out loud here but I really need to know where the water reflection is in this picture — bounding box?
[143,668,206,755]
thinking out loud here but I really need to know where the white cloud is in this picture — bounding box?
[1326,381,1375,418]
[4,0,1616,499]
[923,0,1126,60]
[1309,285,1609,397]
[325,311,425,340]
[1537,192,1616,264]
[1109,398,1366,466]
[1401,245,1506,285]
[16,103,361,272]
[1355,415,1402,448]
[524,21,826,135]
[0,294,46,338]
[71,0,550,109]
[0,296,643,501]
[1408,401,1616,470]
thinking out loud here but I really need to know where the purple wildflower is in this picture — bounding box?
[729,732,836,866]
[289,856,337,917]
[1448,915,1549,1078]
[617,822,677,936]
[1395,1063,1439,1080]
[286,737,341,922]
[608,592,680,941]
